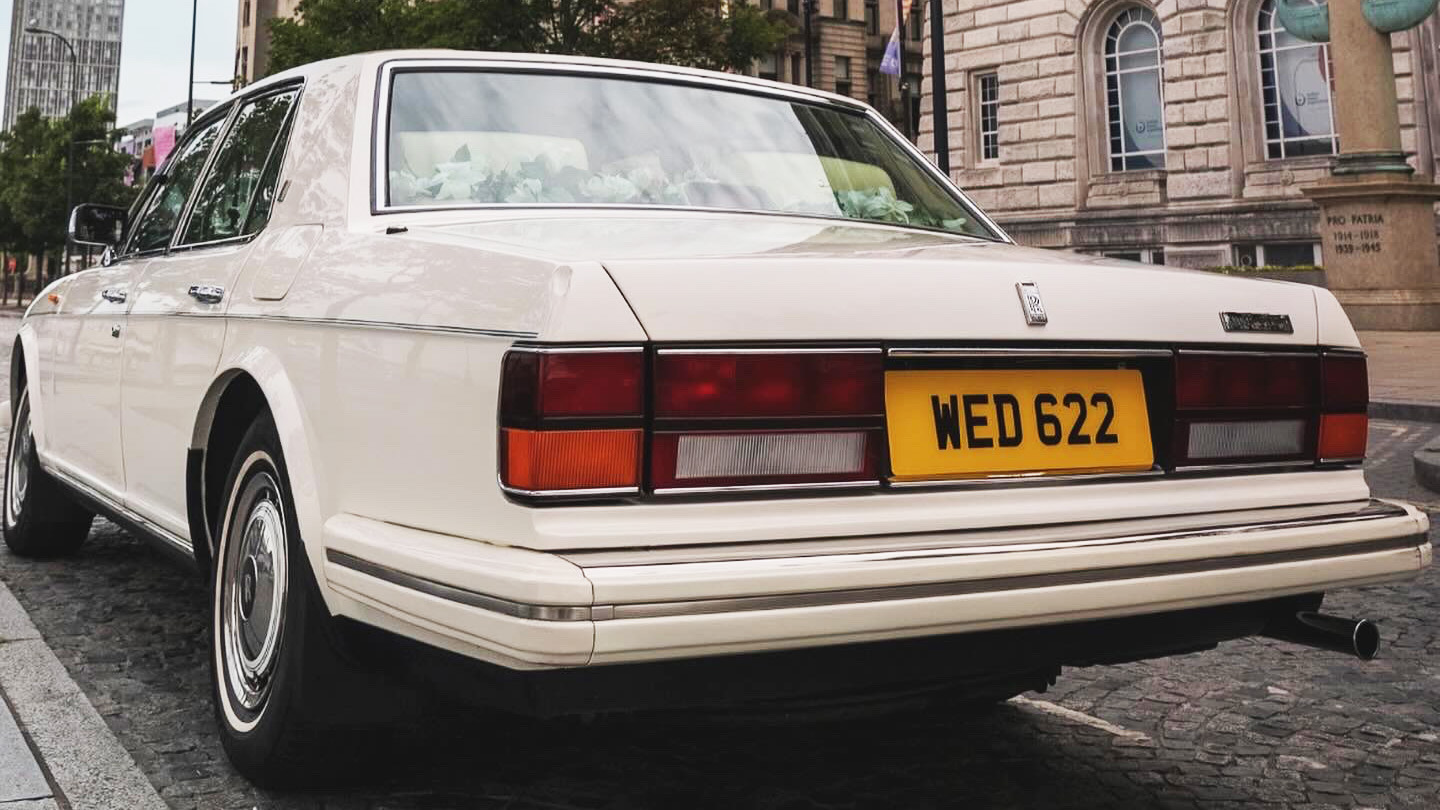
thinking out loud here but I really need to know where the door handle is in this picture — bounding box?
[100,288,126,304]
[188,284,225,304]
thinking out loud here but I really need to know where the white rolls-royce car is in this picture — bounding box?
[7,51,1430,784]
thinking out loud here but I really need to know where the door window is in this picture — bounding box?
[181,88,300,245]
[124,115,228,255]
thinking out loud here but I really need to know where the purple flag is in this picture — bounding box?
[879,28,902,76]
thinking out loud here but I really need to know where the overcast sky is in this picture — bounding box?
[0,0,239,126]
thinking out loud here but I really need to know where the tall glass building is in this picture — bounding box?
[4,0,126,129]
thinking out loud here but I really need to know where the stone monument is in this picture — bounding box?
[1280,0,1440,330]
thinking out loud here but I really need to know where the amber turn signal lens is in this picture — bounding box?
[502,428,642,492]
[1318,413,1367,461]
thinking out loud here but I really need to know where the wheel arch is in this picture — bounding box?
[189,351,325,582]
[11,325,45,448]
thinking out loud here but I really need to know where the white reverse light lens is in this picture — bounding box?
[674,431,868,480]
[1186,419,1305,460]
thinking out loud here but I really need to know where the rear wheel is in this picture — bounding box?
[3,389,94,557]
[210,413,365,787]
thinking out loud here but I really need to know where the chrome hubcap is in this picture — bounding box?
[222,472,288,713]
[7,400,31,527]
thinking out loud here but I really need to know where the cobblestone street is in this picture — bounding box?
[0,312,1437,809]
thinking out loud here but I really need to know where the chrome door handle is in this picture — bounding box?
[188,285,224,304]
[100,288,126,304]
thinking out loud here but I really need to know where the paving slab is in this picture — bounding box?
[0,583,165,810]
[0,693,49,804]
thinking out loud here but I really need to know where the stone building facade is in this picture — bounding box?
[917,0,1440,268]
[235,0,302,87]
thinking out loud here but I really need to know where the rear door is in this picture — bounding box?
[121,86,301,536]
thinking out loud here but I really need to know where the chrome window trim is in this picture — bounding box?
[369,58,1010,243]
[323,500,1422,623]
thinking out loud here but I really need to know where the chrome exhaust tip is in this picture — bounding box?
[1262,611,1380,660]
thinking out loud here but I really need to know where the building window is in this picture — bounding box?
[1258,0,1336,159]
[909,3,923,40]
[865,0,879,34]
[1104,7,1167,171]
[788,0,800,14]
[1233,242,1320,267]
[757,53,779,81]
[834,0,848,19]
[1102,248,1166,265]
[977,72,1000,161]
[242,1,250,27]
[835,56,853,98]
[792,54,803,84]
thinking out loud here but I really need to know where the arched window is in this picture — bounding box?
[1257,0,1336,158]
[1105,7,1166,171]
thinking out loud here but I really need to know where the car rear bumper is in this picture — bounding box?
[318,498,1431,669]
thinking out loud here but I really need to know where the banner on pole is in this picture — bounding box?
[880,28,902,75]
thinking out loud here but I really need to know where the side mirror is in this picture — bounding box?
[68,204,127,248]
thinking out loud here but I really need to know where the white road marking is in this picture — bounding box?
[1010,696,1151,742]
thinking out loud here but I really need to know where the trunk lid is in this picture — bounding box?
[438,212,1320,345]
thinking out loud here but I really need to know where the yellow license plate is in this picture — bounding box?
[885,369,1154,479]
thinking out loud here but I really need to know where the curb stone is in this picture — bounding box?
[0,581,167,810]
[1416,438,1440,495]
[1370,400,1440,423]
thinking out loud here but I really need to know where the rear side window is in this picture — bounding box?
[124,115,227,254]
[182,88,300,245]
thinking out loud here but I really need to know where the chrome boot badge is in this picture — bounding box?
[1016,282,1048,326]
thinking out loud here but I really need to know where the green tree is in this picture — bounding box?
[0,97,136,283]
[265,0,791,75]
[611,0,792,72]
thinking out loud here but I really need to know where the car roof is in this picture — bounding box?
[225,49,870,113]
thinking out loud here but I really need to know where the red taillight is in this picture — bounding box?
[655,352,883,418]
[501,350,644,420]
[1318,353,1368,461]
[499,348,644,494]
[1173,351,1367,467]
[651,350,884,492]
[1175,353,1317,410]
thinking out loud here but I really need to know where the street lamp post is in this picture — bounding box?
[24,24,79,278]
[187,0,199,124]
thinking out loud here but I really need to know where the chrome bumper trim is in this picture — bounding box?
[325,550,595,622]
[325,501,1424,623]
